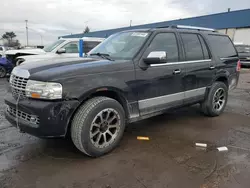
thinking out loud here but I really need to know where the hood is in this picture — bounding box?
[13,57,128,82]
[5,48,46,55]
[18,57,110,75]
[19,53,57,62]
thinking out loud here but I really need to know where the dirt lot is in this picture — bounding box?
[0,70,250,188]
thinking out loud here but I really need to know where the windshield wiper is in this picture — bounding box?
[89,53,114,61]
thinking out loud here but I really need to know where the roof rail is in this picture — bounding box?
[175,25,215,31]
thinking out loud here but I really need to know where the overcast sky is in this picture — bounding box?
[1,0,250,46]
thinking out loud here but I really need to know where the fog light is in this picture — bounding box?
[30,116,37,123]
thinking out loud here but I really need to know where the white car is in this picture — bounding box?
[6,37,105,65]
[0,46,7,57]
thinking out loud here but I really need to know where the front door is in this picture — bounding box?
[135,32,185,116]
[179,32,215,103]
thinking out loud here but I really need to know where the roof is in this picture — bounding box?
[61,9,250,39]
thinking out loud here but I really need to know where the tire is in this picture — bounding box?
[200,82,228,117]
[0,66,6,78]
[71,97,126,157]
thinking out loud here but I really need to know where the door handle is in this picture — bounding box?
[209,66,215,70]
[173,69,181,74]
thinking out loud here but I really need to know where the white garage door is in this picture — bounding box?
[234,28,250,45]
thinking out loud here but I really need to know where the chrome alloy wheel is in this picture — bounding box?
[213,88,226,111]
[90,108,121,149]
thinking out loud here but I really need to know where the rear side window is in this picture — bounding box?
[181,33,204,61]
[147,32,179,62]
[84,41,101,53]
[207,35,237,58]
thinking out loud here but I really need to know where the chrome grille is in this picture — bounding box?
[7,106,40,125]
[10,74,28,99]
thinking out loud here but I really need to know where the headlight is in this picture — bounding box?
[25,80,62,100]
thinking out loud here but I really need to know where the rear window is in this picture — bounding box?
[207,35,237,58]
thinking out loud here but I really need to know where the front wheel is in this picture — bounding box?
[71,97,126,157]
[201,82,228,117]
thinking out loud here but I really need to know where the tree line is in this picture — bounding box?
[1,31,20,47]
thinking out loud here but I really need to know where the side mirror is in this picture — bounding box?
[143,51,167,65]
[56,48,66,54]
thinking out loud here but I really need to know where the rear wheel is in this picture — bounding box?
[201,82,228,117]
[0,66,6,78]
[71,97,126,157]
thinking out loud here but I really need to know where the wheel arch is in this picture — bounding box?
[215,75,229,87]
[65,87,131,137]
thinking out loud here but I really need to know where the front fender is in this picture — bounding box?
[62,73,137,104]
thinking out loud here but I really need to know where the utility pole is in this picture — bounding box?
[130,20,132,27]
[25,20,29,46]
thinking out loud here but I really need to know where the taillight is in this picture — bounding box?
[236,60,241,72]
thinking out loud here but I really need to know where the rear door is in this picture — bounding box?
[179,32,214,103]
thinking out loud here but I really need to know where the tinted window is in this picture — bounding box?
[147,33,179,62]
[84,41,101,53]
[181,33,203,61]
[63,42,79,53]
[207,35,237,58]
[198,35,210,59]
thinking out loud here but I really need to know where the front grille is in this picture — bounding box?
[10,74,28,99]
[7,106,40,125]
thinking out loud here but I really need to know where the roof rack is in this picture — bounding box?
[157,25,216,32]
[176,25,215,31]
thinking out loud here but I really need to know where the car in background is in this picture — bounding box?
[234,43,250,67]
[0,57,14,78]
[0,46,14,77]
[6,37,105,66]
[0,46,7,58]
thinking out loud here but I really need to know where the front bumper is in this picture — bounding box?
[4,94,80,138]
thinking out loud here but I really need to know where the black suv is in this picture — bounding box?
[5,25,240,157]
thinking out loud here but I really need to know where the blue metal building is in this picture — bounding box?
[61,9,250,44]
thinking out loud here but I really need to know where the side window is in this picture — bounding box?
[0,47,3,51]
[147,33,179,62]
[207,35,237,58]
[198,35,210,59]
[181,33,204,61]
[63,42,79,53]
[84,41,101,53]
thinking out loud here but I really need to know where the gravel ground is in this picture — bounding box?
[0,69,249,188]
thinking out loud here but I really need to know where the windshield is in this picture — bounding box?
[89,31,149,60]
[43,39,65,52]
